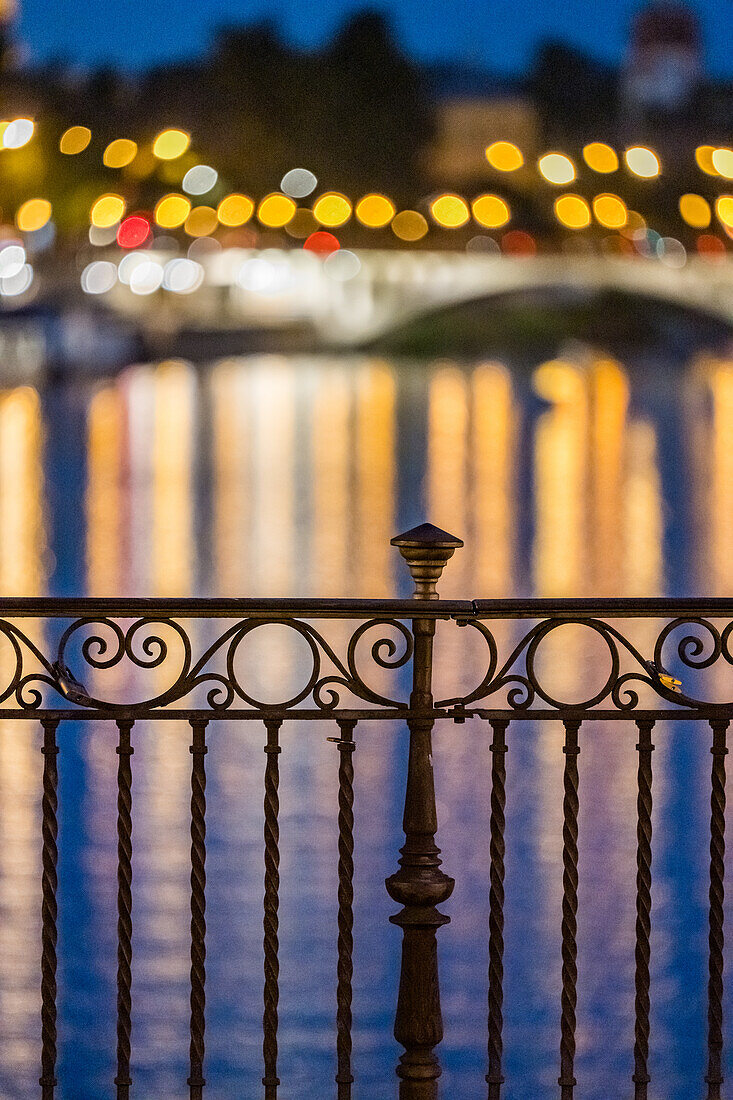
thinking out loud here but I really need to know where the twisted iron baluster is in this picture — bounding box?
[263,719,282,1100]
[327,719,357,1099]
[115,720,134,1100]
[487,719,509,1100]
[40,718,59,1100]
[706,719,728,1100]
[633,719,655,1100]
[189,719,208,1099]
[559,719,581,1100]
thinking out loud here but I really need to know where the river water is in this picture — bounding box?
[0,348,731,1098]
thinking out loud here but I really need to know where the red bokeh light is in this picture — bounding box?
[303,231,340,255]
[500,229,536,256]
[117,215,151,249]
[696,233,726,260]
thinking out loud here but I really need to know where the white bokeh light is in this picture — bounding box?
[81,261,118,295]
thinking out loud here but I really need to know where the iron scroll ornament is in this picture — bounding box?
[0,616,414,713]
[437,616,733,713]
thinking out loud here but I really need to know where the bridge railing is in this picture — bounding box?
[0,523,730,1099]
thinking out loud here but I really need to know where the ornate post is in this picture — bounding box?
[387,523,463,1100]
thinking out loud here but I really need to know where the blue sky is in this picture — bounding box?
[16,0,733,76]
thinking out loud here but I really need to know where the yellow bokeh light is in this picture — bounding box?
[155,193,191,229]
[554,194,591,229]
[90,193,126,228]
[60,125,91,155]
[538,152,575,185]
[391,210,428,241]
[624,146,660,178]
[313,192,352,228]
[16,198,51,233]
[592,193,627,229]
[355,193,395,228]
[583,142,618,173]
[472,194,510,228]
[257,193,296,228]
[153,128,190,161]
[485,141,523,171]
[679,193,711,228]
[716,196,733,229]
[430,193,470,228]
[103,138,137,169]
[184,205,218,237]
[712,148,733,179]
[217,193,254,227]
[696,145,718,176]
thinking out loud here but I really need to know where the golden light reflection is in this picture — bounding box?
[708,361,733,594]
[472,363,514,596]
[427,364,469,598]
[696,145,719,176]
[623,421,663,594]
[355,193,395,228]
[152,361,195,595]
[533,360,588,595]
[354,361,396,597]
[583,142,618,173]
[210,361,250,595]
[485,141,523,171]
[312,369,351,595]
[86,386,125,595]
[589,357,628,593]
[679,193,711,229]
[250,359,295,594]
[0,387,45,594]
[60,125,91,154]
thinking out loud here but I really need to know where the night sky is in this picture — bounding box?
[16,0,733,76]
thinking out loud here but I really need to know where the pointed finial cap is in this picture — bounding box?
[391,523,463,599]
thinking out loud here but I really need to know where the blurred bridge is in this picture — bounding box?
[102,250,733,346]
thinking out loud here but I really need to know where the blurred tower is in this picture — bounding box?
[622,3,702,117]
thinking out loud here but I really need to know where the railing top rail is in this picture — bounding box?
[471,597,733,618]
[0,596,730,619]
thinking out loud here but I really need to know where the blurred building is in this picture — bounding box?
[622,2,702,119]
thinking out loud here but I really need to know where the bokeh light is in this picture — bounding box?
[391,210,428,241]
[0,242,26,278]
[163,258,204,294]
[103,139,137,169]
[538,152,575,185]
[501,229,536,255]
[90,194,126,228]
[257,193,296,228]
[554,194,591,229]
[285,209,318,238]
[183,165,218,195]
[117,215,151,249]
[280,168,317,198]
[60,125,91,155]
[303,230,340,254]
[472,194,510,228]
[485,141,523,171]
[624,146,660,178]
[695,145,719,176]
[583,142,618,173]
[355,193,395,228]
[185,206,218,237]
[712,148,733,179]
[0,263,33,296]
[430,193,470,227]
[81,260,117,295]
[16,199,52,233]
[217,194,254,227]
[697,233,726,258]
[324,249,360,281]
[155,193,191,229]
[592,193,627,229]
[679,193,711,228]
[313,192,352,228]
[715,196,733,229]
[129,259,164,295]
[153,128,190,160]
[3,119,34,149]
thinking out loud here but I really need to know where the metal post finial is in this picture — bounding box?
[391,523,463,600]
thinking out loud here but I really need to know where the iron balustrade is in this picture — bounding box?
[0,523,730,1097]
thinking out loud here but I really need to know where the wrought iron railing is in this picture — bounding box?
[0,523,731,1099]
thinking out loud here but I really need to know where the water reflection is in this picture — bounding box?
[0,349,728,1098]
